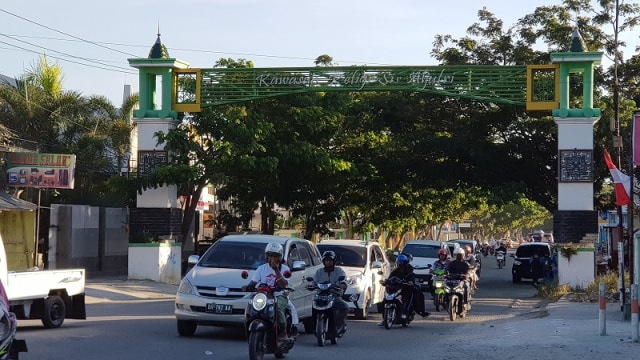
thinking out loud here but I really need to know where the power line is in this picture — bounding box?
[0,34,136,73]
[0,33,395,67]
[0,40,136,75]
[0,8,139,58]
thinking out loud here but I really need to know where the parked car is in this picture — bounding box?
[511,242,552,283]
[174,234,323,336]
[316,239,391,319]
[447,239,482,276]
[400,240,448,292]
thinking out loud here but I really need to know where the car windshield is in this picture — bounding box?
[515,245,550,258]
[402,244,441,258]
[317,245,366,267]
[199,241,269,269]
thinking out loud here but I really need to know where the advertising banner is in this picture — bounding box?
[5,152,76,189]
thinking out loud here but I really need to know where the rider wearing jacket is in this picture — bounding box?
[389,254,429,317]
[312,251,350,337]
[448,247,471,306]
[430,249,450,299]
[377,254,429,326]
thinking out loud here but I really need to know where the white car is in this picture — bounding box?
[316,240,391,319]
[401,240,449,292]
[175,234,323,336]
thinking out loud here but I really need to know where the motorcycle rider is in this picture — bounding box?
[243,242,295,344]
[377,254,430,325]
[495,242,507,267]
[463,245,479,291]
[429,248,450,301]
[312,251,350,338]
[433,249,450,270]
[448,247,471,307]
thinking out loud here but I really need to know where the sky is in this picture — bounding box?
[1,0,638,107]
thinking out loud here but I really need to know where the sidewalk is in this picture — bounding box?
[85,276,177,304]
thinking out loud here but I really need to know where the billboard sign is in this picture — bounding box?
[5,152,76,189]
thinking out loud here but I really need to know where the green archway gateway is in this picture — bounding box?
[128,31,601,244]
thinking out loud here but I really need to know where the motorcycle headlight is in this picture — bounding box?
[435,280,444,288]
[177,279,195,295]
[251,293,268,311]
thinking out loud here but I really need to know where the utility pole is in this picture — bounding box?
[612,0,626,311]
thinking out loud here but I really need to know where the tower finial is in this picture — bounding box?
[570,27,588,52]
[157,19,160,37]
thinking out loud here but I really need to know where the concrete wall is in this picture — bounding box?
[50,204,128,276]
[558,247,595,289]
[128,242,181,285]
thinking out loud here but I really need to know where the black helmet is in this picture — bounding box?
[322,251,337,263]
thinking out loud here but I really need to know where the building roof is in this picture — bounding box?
[0,74,17,88]
[148,33,170,59]
[0,192,37,211]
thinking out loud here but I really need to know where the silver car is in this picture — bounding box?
[175,234,323,336]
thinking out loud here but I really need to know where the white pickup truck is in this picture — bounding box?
[0,237,86,328]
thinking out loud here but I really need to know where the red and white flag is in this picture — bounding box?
[604,149,631,206]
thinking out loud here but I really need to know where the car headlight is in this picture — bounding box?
[178,278,195,295]
[251,293,268,311]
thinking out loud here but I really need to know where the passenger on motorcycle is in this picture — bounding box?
[463,245,479,290]
[312,251,350,338]
[243,242,296,343]
[448,247,471,306]
[377,254,430,326]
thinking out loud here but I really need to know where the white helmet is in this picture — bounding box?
[265,242,284,258]
[453,247,465,256]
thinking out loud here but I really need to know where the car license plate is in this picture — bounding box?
[206,303,232,314]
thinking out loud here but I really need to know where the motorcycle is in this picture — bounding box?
[443,273,469,321]
[305,276,346,346]
[496,251,506,269]
[379,276,416,329]
[242,271,295,360]
[430,268,447,312]
[0,282,27,360]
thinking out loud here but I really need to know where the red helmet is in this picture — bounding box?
[438,249,448,256]
[464,245,472,253]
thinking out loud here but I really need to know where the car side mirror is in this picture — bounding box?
[371,261,383,269]
[291,260,307,271]
[187,255,199,266]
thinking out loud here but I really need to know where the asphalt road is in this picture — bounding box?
[17,250,560,360]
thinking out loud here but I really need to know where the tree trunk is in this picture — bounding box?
[181,184,205,251]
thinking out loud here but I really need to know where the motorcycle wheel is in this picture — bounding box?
[434,295,441,312]
[449,296,458,322]
[498,261,502,269]
[383,307,395,330]
[316,314,327,347]
[248,329,266,360]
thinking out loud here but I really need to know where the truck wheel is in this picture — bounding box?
[177,320,197,336]
[42,295,66,328]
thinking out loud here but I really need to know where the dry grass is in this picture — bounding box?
[536,272,629,302]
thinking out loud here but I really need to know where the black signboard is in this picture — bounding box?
[559,149,593,182]
[138,150,168,176]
